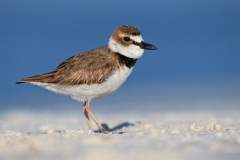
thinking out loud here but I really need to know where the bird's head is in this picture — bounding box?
[108,25,157,59]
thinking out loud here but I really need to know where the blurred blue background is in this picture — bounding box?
[1,0,240,113]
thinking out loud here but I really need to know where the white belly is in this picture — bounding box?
[31,66,133,102]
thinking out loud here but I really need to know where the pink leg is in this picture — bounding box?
[84,100,109,134]
[82,101,93,130]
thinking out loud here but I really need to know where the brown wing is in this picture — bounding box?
[16,46,119,86]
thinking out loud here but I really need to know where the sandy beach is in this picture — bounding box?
[1,109,239,160]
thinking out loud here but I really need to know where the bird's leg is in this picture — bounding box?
[85,100,109,134]
[82,100,93,131]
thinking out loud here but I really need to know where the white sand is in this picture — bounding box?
[0,110,239,160]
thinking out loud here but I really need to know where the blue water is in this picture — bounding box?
[1,0,240,112]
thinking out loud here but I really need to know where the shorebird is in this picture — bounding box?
[16,25,157,134]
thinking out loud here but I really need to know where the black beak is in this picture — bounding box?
[134,41,157,50]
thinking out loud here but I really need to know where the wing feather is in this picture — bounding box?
[17,46,119,86]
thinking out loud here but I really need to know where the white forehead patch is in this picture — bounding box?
[130,35,143,43]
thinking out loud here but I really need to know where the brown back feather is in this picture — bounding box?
[17,46,122,86]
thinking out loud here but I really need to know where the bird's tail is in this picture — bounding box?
[16,72,55,84]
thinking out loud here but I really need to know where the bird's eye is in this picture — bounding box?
[123,37,131,42]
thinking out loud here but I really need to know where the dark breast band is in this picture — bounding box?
[115,52,137,68]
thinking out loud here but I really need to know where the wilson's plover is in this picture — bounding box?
[16,25,157,134]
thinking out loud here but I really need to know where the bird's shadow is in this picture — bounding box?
[94,122,135,134]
